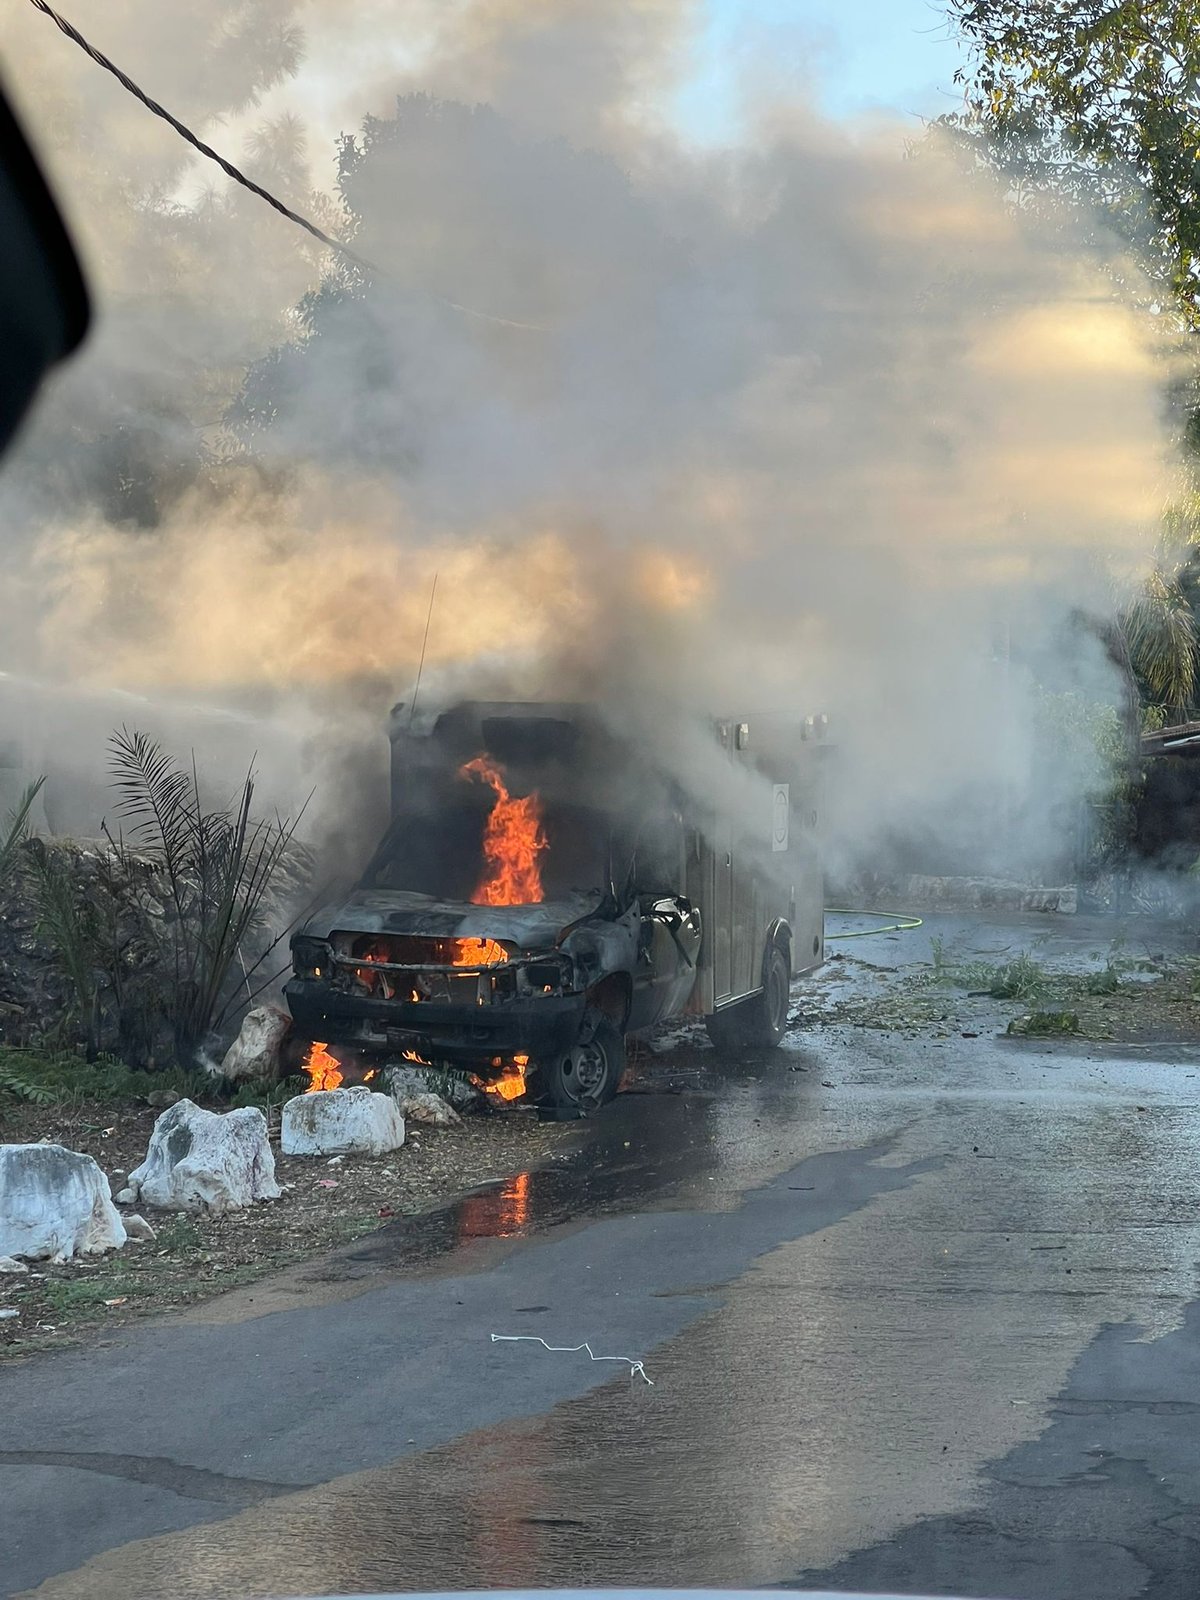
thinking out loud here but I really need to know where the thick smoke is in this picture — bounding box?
[0,0,1173,880]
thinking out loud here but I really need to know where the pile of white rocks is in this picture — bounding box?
[0,1056,470,1283]
[0,1095,285,1272]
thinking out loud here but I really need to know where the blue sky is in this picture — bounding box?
[675,0,966,139]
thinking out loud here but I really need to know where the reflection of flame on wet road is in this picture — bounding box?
[457,1170,532,1241]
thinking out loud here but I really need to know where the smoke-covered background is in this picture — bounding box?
[0,0,1175,880]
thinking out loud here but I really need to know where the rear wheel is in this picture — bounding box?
[705,942,792,1055]
[538,1017,625,1113]
[752,945,792,1047]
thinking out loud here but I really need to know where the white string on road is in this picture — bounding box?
[491,1333,654,1385]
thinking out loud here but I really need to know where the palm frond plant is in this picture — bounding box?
[24,837,104,1057]
[0,775,45,888]
[106,729,307,1066]
[1120,567,1200,723]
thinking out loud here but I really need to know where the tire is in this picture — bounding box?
[750,945,792,1048]
[704,943,792,1055]
[538,1016,625,1113]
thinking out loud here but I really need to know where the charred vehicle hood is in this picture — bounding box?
[299,890,608,951]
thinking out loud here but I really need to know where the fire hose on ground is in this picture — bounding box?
[824,909,924,939]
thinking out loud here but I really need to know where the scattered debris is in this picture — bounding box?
[281,1086,406,1157]
[813,935,1199,1044]
[1006,1011,1082,1037]
[0,1143,127,1261]
[490,1332,653,1385]
[127,1100,281,1212]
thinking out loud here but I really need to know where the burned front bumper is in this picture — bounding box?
[284,978,586,1065]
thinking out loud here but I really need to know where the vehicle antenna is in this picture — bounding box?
[407,571,439,730]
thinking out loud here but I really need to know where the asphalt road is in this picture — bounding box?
[4,912,1200,1599]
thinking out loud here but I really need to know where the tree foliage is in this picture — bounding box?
[943,5,1200,730]
[1121,565,1199,716]
[943,1,1200,327]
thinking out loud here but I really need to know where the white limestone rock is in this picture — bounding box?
[394,1091,462,1129]
[127,1100,281,1213]
[384,1065,482,1113]
[0,1144,127,1261]
[220,1005,292,1082]
[281,1087,405,1157]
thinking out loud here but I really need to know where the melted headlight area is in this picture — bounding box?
[294,931,577,1004]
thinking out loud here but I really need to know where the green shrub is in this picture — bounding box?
[0,1046,209,1106]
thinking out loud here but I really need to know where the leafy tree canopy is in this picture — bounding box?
[943,2,1200,328]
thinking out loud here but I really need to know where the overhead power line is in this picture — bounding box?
[26,0,370,269]
[27,0,549,329]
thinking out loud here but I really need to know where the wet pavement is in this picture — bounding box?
[4,911,1200,1599]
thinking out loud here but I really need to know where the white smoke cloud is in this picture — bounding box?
[0,0,1175,880]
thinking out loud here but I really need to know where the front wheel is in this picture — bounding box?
[537,1017,625,1113]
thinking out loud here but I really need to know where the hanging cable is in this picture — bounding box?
[27,0,370,271]
[25,0,548,330]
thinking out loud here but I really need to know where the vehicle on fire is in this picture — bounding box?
[286,701,827,1112]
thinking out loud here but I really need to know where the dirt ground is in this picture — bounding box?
[0,1095,575,1360]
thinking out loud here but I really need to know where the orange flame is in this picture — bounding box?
[452,937,507,967]
[304,1041,342,1093]
[482,1052,530,1101]
[460,755,547,906]
[354,934,506,977]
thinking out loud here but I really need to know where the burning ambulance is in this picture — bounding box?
[286,701,827,1112]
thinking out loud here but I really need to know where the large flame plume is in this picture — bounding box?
[460,755,548,906]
